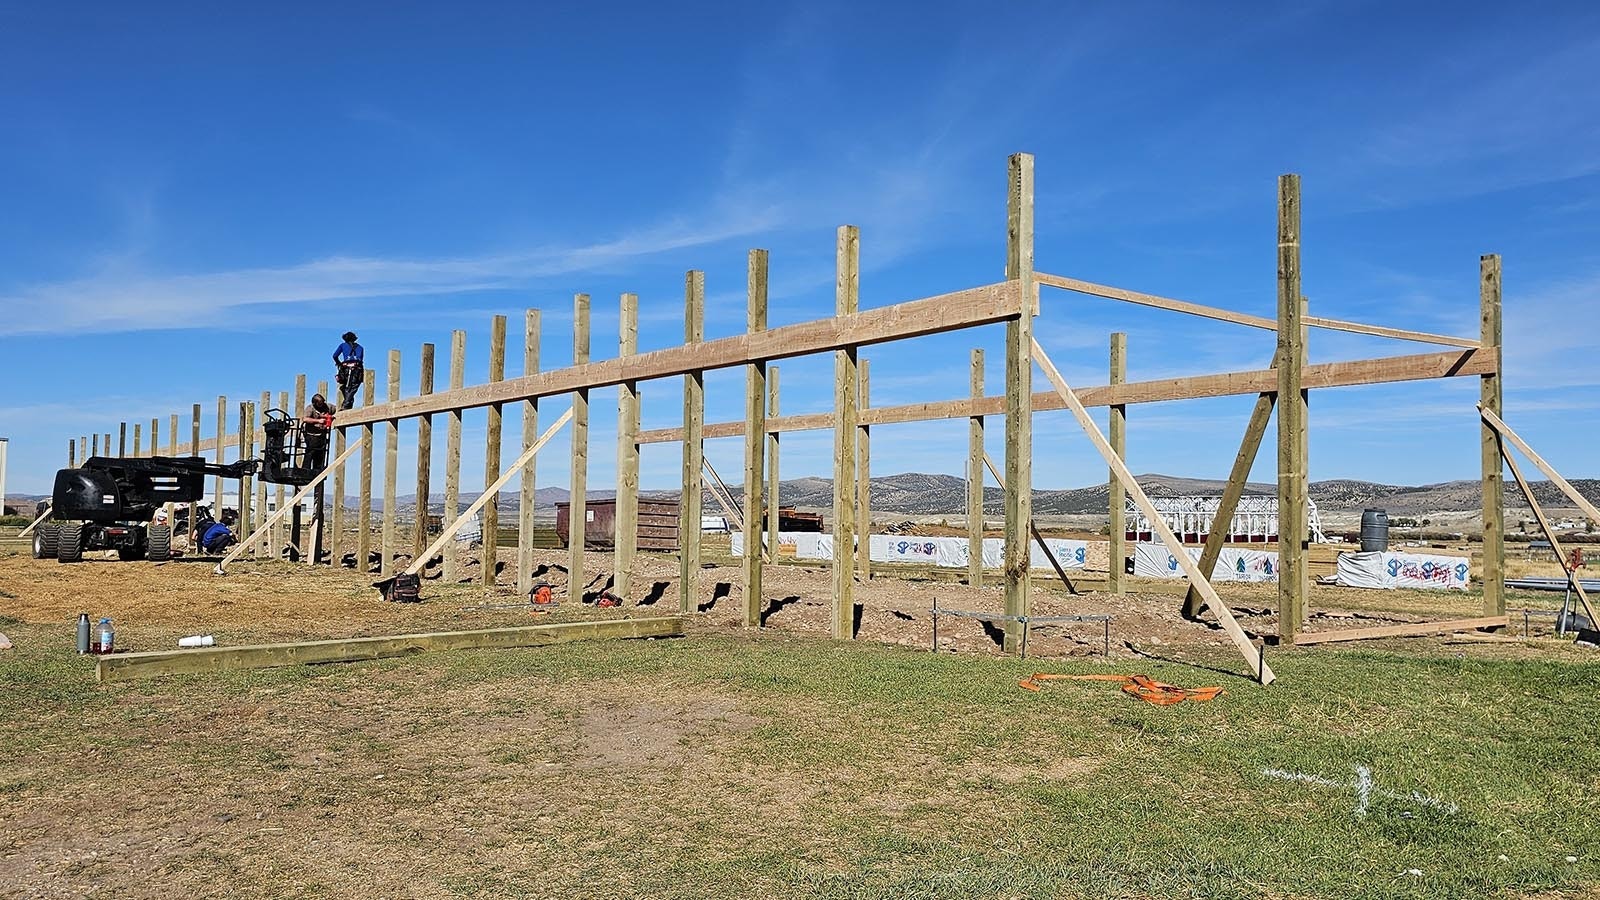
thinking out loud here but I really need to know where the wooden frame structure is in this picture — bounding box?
[74,151,1594,681]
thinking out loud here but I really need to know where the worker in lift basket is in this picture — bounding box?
[333,331,365,410]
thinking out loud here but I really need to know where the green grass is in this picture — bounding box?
[1,624,1596,899]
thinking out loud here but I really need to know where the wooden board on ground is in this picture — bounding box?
[1293,615,1508,646]
[95,616,684,682]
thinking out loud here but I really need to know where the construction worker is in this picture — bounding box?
[300,393,335,475]
[333,331,365,410]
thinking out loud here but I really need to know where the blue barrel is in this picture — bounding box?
[1360,508,1389,552]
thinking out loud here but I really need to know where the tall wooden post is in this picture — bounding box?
[743,250,769,627]
[381,350,401,576]
[92,434,99,457]
[679,272,706,614]
[833,225,860,640]
[118,423,127,457]
[857,357,872,580]
[766,366,781,557]
[239,402,253,546]
[68,439,75,467]
[79,436,86,465]
[1276,173,1309,640]
[357,371,375,571]
[273,391,288,554]
[189,405,201,548]
[1003,152,1035,653]
[132,423,142,457]
[1480,254,1505,616]
[517,314,540,597]
[149,418,158,459]
[568,299,590,597]
[968,349,985,586]
[615,295,640,599]
[292,375,306,550]
[214,396,226,523]
[480,316,508,590]
[166,415,177,525]
[1108,333,1128,594]
[330,406,346,562]
[413,342,435,561]
[312,380,329,565]
[443,330,466,580]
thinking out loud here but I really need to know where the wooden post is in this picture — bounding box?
[214,396,226,523]
[413,342,435,561]
[1276,174,1308,641]
[616,294,640,599]
[189,404,200,548]
[517,313,540,597]
[357,371,375,571]
[833,225,860,640]
[481,315,508,590]
[149,418,158,458]
[133,422,142,458]
[743,250,769,627]
[118,423,127,457]
[1480,254,1505,617]
[381,349,401,577]
[166,415,177,524]
[1003,152,1035,653]
[292,375,306,550]
[240,402,253,547]
[568,299,589,598]
[273,391,288,554]
[766,366,781,558]
[1108,333,1127,594]
[968,349,985,586]
[857,357,872,580]
[679,272,705,614]
[92,434,99,457]
[443,330,466,580]
[68,439,75,467]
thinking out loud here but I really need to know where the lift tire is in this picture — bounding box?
[38,524,60,560]
[56,523,84,563]
[147,524,172,562]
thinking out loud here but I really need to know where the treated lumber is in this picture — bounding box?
[766,366,780,560]
[616,294,640,599]
[133,423,141,457]
[1108,333,1126,595]
[329,410,345,562]
[95,616,684,682]
[17,502,52,537]
[1003,152,1034,653]
[1479,256,1505,617]
[166,415,177,524]
[414,342,436,561]
[743,251,768,626]
[569,298,590,597]
[330,280,1024,428]
[1277,174,1308,640]
[255,398,270,555]
[968,349,984,587]
[1294,616,1508,646]
[1036,272,1479,349]
[189,404,200,550]
[215,439,364,574]
[406,408,573,578]
[237,403,250,545]
[382,350,401,576]
[857,357,872,579]
[292,376,306,549]
[1031,336,1274,683]
[680,272,705,614]
[357,375,375,569]
[833,225,860,640]
[1501,446,1595,624]
[702,458,746,536]
[119,422,127,457]
[983,454,1077,593]
[483,315,508,589]
[1479,406,1600,528]
[518,313,541,597]
[443,330,466,580]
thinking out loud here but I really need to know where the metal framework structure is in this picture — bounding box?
[1125,495,1327,545]
[60,152,1600,682]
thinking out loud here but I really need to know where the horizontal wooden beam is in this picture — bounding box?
[1037,272,1479,349]
[94,616,684,682]
[1293,615,1508,646]
[638,348,1495,443]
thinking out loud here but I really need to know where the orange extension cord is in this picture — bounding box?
[1018,673,1223,705]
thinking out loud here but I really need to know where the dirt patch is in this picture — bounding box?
[574,696,759,770]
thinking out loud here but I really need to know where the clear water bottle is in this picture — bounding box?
[96,617,114,655]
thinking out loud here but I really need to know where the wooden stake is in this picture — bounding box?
[616,294,640,599]
[414,342,436,561]
[484,315,508,590]
[968,349,984,586]
[568,298,589,597]
[857,357,872,580]
[1032,337,1274,683]
[1003,152,1035,653]
[1480,254,1506,617]
[833,225,860,639]
[766,365,781,562]
[517,312,541,597]
[1276,174,1308,641]
[444,330,466,580]
[382,349,401,576]
[680,271,705,614]
[357,372,375,570]
[1108,332,1127,594]
[743,251,769,626]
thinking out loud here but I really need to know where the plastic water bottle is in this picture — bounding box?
[76,613,90,654]
[96,617,114,655]
[178,635,215,648]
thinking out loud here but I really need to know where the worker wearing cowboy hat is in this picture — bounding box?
[333,331,365,410]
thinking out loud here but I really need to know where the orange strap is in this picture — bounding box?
[1018,673,1223,705]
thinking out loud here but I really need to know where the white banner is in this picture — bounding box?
[1131,542,1278,582]
[733,532,1086,571]
[1337,551,1469,591]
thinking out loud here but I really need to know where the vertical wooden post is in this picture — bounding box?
[517,314,540,596]
[311,381,328,567]
[189,405,201,547]
[68,439,76,467]
[1108,332,1128,594]
[568,299,590,597]
[1480,254,1505,616]
[1003,152,1035,653]
[1276,173,1308,641]
[254,394,268,555]
[443,330,466,580]
[274,391,288,554]
[214,396,226,522]
[357,371,375,571]
[968,349,985,586]
[481,316,508,590]
[615,294,640,599]
[150,418,159,458]
[118,423,127,457]
[132,423,142,457]
[857,357,872,580]
[79,436,86,465]
[92,434,99,457]
[381,349,401,576]
[166,415,177,524]
[240,402,253,546]
[833,225,860,640]
[766,366,781,557]
[679,272,705,614]
[292,375,307,550]
[743,250,769,627]
[414,343,436,561]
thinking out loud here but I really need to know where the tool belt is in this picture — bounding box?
[336,364,363,389]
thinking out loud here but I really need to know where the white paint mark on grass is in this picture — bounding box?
[1261,765,1460,817]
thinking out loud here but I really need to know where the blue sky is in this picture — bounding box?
[2,1,1598,497]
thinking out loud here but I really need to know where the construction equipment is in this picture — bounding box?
[36,410,327,564]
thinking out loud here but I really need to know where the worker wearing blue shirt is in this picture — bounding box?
[333,331,365,410]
